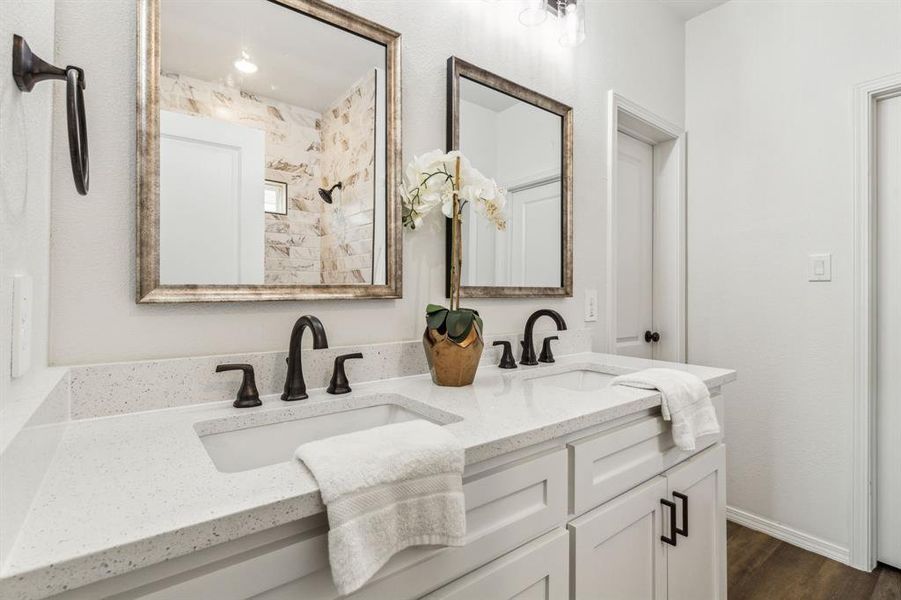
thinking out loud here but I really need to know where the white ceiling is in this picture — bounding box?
[658,0,727,21]
[160,0,384,112]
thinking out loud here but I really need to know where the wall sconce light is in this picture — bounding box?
[558,0,586,47]
[519,0,549,26]
[518,0,586,48]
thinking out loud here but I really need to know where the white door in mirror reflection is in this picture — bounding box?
[160,110,265,285]
[463,178,561,287]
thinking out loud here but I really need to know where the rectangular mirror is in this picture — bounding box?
[137,0,401,302]
[446,57,573,298]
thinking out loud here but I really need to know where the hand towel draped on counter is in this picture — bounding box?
[296,420,465,595]
[611,368,720,451]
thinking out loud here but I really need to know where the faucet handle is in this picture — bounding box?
[492,341,517,369]
[216,364,262,408]
[538,336,559,364]
[327,353,363,395]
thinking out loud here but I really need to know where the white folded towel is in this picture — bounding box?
[611,368,720,451]
[295,420,465,595]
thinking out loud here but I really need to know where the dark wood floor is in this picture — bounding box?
[728,522,901,600]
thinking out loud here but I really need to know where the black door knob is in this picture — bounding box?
[644,330,660,343]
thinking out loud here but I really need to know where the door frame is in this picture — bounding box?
[851,72,901,571]
[606,91,686,361]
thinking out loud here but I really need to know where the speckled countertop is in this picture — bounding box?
[0,352,734,599]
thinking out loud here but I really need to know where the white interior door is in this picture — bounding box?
[160,110,265,285]
[510,180,562,287]
[877,94,901,569]
[616,131,655,358]
[463,179,561,288]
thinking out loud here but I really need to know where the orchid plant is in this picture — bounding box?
[401,150,507,343]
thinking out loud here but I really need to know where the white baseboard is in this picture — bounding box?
[726,506,851,565]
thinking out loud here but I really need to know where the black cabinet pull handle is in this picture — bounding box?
[661,499,677,546]
[644,330,660,343]
[673,492,688,537]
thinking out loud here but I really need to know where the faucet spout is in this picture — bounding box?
[282,315,328,401]
[520,309,567,366]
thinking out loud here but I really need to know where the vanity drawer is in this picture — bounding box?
[568,396,722,516]
[62,449,567,600]
[349,447,569,598]
[421,528,569,600]
[262,447,568,599]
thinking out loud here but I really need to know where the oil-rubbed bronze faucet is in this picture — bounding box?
[520,309,567,366]
[282,315,329,401]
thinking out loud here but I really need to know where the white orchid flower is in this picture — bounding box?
[401,150,506,231]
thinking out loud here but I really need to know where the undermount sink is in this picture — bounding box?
[198,403,439,473]
[528,368,614,392]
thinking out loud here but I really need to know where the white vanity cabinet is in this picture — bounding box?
[50,404,727,600]
[569,444,726,600]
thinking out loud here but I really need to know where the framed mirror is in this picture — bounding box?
[446,57,572,298]
[137,0,401,302]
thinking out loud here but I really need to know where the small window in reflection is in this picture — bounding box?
[264,180,288,215]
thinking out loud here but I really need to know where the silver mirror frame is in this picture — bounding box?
[446,56,573,299]
[136,0,402,302]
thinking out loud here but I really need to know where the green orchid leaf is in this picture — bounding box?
[446,310,474,341]
[426,303,448,315]
[427,309,449,331]
[448,330,469,343]
[473,314,483,335]
[459,307,480,316]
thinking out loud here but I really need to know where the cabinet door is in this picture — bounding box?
[422,528,569,600]
[665,444,727,600]
[569,476,668,600]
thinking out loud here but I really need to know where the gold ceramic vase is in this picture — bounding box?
[417,156,490,387]
[422,324,484,387]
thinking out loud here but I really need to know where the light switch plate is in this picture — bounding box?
[808,253,832,282]
[11,274,33,378]
[584,289,598,322]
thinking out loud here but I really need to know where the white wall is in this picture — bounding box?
[496,102,562,185]
[0,0,55,409]
[48,0,685,365]
[459,96,562,285]
[459,99,498,178]
[686,1,901,553]
[459,99,500,283]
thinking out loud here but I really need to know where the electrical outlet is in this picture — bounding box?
[11,274,33,378]
[584,289,598,322]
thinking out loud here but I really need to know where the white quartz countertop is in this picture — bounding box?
[0,352,734,599]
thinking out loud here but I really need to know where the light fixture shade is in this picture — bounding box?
[519,0,548,26]
[559,0,586,47]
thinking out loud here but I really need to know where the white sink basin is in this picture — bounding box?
[528,368,613,392]
[198,404,438,473]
